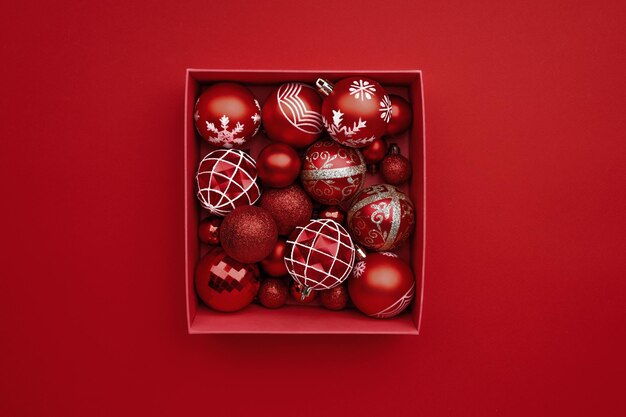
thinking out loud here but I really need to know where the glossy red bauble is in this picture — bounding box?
[259,184,313,236]
[198,217,221,245]
[290,281,318,304]
[220,206,278,264]
[259,238,289,277]
[258,278,288,309]
[361,137,388,164]
[320,285,349,311]
[256,143,301,188]
[386,94,413,136]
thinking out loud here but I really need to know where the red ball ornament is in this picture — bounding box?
[195,247,260,312]
[380,144,411,185]
[284,219,355,296]
[316,77,391,148]
[320,285,349,311]
[301,139,366,205]
[318,205,346,224]
[260,238,289,277]
[259,184,313,236]
[349,252,415,318]
[196,149,260,216]
[258,278,288,309]
[386,94,413,136]
[347,184,415,251]
[361,137,388,164]
[290,281,318,304]
[194,82,261,148]
[262,83,323,148]
[220,206,278,264]
[256,143,301,188]
[198,217,221,245]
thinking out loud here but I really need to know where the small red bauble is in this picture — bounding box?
[347,184,415,251]
[196,149,260,216]
[258,278,288,309]
[260,238,289,277]
[262,83,323,148]
[259,184,313,236]
[284,219,355,295]
[301,139,366,205]
[220,206,278,264]
[195,247,260,312]
[194,82,261,148]
[318,205,346,224]
[256,143,301,188]
[361,137,388,164]
[386,94,412,136]
[290,281,318,304]
[348,252,414,318]
[320,285,349,311]
[198,217,222,245]
[380,144,411,185]
[317,77,391,148]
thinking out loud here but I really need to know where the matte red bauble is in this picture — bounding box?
[361,137,388,164]
[260,238,289,277]
[349,252,414,318]
[195,247,260,312]
[259,184,313,236]
[194,82,261,148]
[386,94,412,136]
[284,219,355,295]
[256,143,301,188]
[380,144,411,185]
[258,278,288,309]
[262,83,323,148]
[320,285,349,311]
[301,139,366,205]
[220,206,278,264]
[347,184,415,251]
[198,217,221,245]
[316,77,391,148]
[196,149,260,216]
[290,281,318,304]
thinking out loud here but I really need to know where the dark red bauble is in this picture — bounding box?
[262,83,323,148]
[220,206,278,264]
[386,94,413,136]
[320,285,349,311]
[361,137,388,164]
[317,77,391,148]
[258,278,288,309]
[198,217,221,245]
[194,82,261,148]
[259,238,289,277]
[256,143,301,188]
[318,205,346,224]
[259,184,313,236]
[381,145,412,185]
[195,247,260,312]
[348,252,415,318]
[290,281,318,304]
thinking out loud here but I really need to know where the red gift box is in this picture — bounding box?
[184,70,425,334]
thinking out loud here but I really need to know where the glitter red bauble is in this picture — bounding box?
[195,247,260,312]
[258,278,288,309]
[361,137,388,164]
[347,184,415,251]
[256,143,301,188]
[381,151,412,185]
[300,139,366,205]
[198,217,221,245]
[386,94,412,136]
[348,252,414,318]
[262,82,323,148]
[290,281,318,304]
[196,149,261,216]
[220,206,278,264]
[194,82,261,148]
[284,219,355,293]
[259,238,289,277]
[317,77,391,148]
[320,285,349,311]
[259,184,313,236]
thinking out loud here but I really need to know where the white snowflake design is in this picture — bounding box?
[349,79,377,101]
[352,261,366,278]
[380,252,398,258]
[379,95,392,123]
[323,109,366,138]
[251,113,261,123]
[252,100,261,135]
[205,115,245,148]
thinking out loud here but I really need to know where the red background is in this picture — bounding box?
[1,1,624,415]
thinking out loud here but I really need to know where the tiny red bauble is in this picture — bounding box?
[318,205,346,224]
[380,144,412,185]
[320,285,349,311]
[260,238,289,277]
[198,217,222,245]
[262,83,323,148]
[290,281,318,304]
[361,137,388,164]
[194,82,261,148]
[316,77,391,148]
[195,247,260,312]
[258,278,288,309]
[301,139,366,205]
[349,252,414,318]
[220,206,278,264]
[259,184,313,236]
[256,143,301,188]
[386,94,412,136]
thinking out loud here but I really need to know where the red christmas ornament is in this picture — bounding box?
[259,184,313,236]
[386,94,412,136]
[348,252,414,318]
[361,137,388,164]
[380,144,411,185]
[256,143,301,188]
[196,149,260,216]
[318,205,346,224]
[300,139,366,205]
[320,285,349,311]
[316,77,391,148]
[347,184,415,251]
[194,82,261,148]
[284,219,355,296]
[260,238,289,277]
[262,83,323,148]
[290,281,318,304]
[198,217,221,245]
[195,247,260,312]
[258,278,288,309]
[220,206,278,264]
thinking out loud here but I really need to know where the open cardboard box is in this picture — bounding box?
[184,70,425,334]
